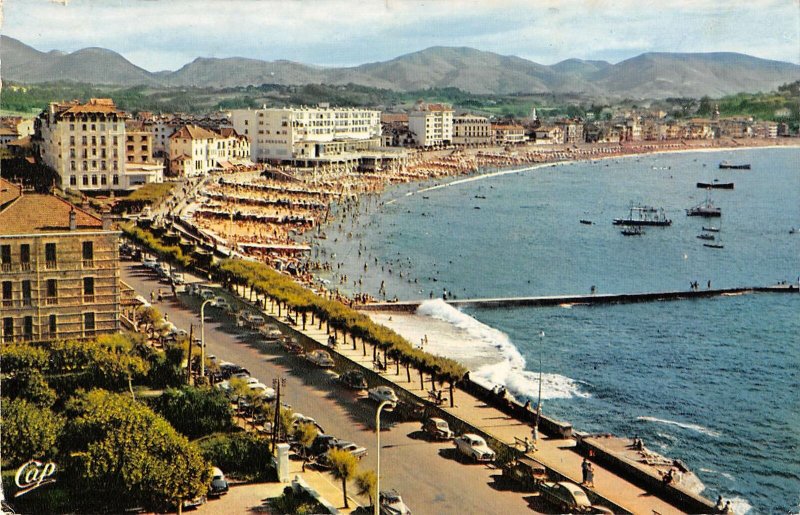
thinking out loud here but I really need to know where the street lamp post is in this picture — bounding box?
[533,331,544,444]
[200,298,215,380]
[375,400,395,515]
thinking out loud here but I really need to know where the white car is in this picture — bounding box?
[248,383,276,401]
[368,386,399,404]
[306,350,335,368]
[142,257,158,269]
[454,433,496,463]
[213,297,233,311]
[244,377,261,385]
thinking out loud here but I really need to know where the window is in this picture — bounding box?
[113,162,118,171]
[82,124,87,131]
[46,279,57,304]
[82,135,87,145]
[20,244,30,268]
[83,277,95,302]
[49,314,57,337]
[1,244,10,270]
[101,174,107,184]
[2,318,12,342]
[83,312,95,333]
[82,149,88,158]
[112,175,119,185]
[45,243,57,268]
[70,136,75,145]
[82,161,88,172]
[70,161,76,171]
[100,136,106,145]
[82,241,94,262]
[113,136,118,145]
[70,175,77,186]
[70,123,75,131]
[2,281,11,307]
[23,316,33,340]
[127,145,134,152]
[91,136,96,146]
[82,175,89,186]
[91,175,98,186]
[21,280,31,306]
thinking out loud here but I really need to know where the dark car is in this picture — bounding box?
[208,466,229,497]
[339,370,368,390]
[307,434,338,457]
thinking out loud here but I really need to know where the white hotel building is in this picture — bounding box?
[230,105,382,167]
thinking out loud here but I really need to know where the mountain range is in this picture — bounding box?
[3,36,799,99]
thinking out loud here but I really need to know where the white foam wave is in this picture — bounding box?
[416,299,590,401]
[637,416,721,437]
[727,496,753,515]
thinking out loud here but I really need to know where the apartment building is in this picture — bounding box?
[492,124,527,145]
[168,125,250,176]
[452,115,492,146]
[0,178,120,343]
[33,98,162,191]
[408,103,453,147]
[230,105,382,165]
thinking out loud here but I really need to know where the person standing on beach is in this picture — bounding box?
[581,458,590,485]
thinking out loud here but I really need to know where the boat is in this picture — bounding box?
[687,191,721,217]
[697,233,715,240]
[696,181,734,189]
[613,203,672,226]
[719,161,750,170]
[702,226,720,232]
[579,219,593,225]
[703,222,724,248]
[621,226,645,236]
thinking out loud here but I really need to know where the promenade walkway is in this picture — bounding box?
[233,283,694,515]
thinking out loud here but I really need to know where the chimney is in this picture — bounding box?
[69,208,77,230]
[102,212,112,230]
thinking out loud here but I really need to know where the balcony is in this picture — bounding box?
[46,261,58,270]
[83,295,95,304]
[1,299,11,308]
[21,262,31,272]
[1,263,10,272]
[45,297,58,306]
[83,259,94,269]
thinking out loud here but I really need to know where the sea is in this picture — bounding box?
[306,147,800,514]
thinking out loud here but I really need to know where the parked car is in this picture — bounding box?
[199,289,216,301]
[339,370,368,390]
[379,489,412,515]
[213,297,233,311]
[208,466,229,497]
[454,434,495,463]
[306,349,335,368]
[501,456,547,491]
[368,386,399,405]
[537,481,593,513]
[291,413,324,434]
[241,312,266,327]
[171,272,186,285]
[421,417,454,440]
[181,495,206,510]
[248,383,277,401]
[142,257,158,269]
[332,440,367,460]
[280,337,304,354]
[261,326,283,341]
[306,434,339,457]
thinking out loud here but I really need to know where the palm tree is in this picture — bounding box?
[355,469,377,507]
[327,448,357,508]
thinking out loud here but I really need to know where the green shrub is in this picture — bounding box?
[196,432,274,481]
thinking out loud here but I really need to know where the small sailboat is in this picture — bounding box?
[687,190,721,217]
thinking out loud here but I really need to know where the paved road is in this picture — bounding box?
[122,262,552,515]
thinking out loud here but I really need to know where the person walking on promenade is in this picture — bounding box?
[581,458,590,485]
[585,463,595,488]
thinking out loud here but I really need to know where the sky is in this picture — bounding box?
[2,0,799,71]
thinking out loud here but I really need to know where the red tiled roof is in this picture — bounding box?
[0,177,22,208]
[0,192,103,235]
[61,98,123,116]
[170,124,220,140]
[381,113,409,123]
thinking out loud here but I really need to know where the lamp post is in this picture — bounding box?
[200,298,215,380]
[375,400,395,515]
[533,331,544,444]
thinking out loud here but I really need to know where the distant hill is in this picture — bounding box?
[2,36,799,99]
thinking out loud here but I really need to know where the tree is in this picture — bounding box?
[150,386,234,439]
[3,368,57,407]
[294,422,319,470]
[355,469,377,506]
[1,399,64,467]
[326,448,357,508]
[62,390,211,512]
[0,343,48,374]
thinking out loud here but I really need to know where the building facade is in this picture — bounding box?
[168,125,251,176]
[408,103,453,147]
[0,179,120,343]
[230,105,381,165]
[452,115,492,146]
[492,124,527,145]
[33,99,162,191]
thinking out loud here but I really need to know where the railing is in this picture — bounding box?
[46,261,57,269]
[21,262,31,272]
[45,297,58,305]
[1,299,12,308]
[1,263,10,272]
[83,295,95,304]
[83,259,94,268]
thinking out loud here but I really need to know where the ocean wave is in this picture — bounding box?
[727,496,753,515]
[416,299,590,400]
[637,416,721,437]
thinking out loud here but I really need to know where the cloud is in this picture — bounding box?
[2,0,798,70]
